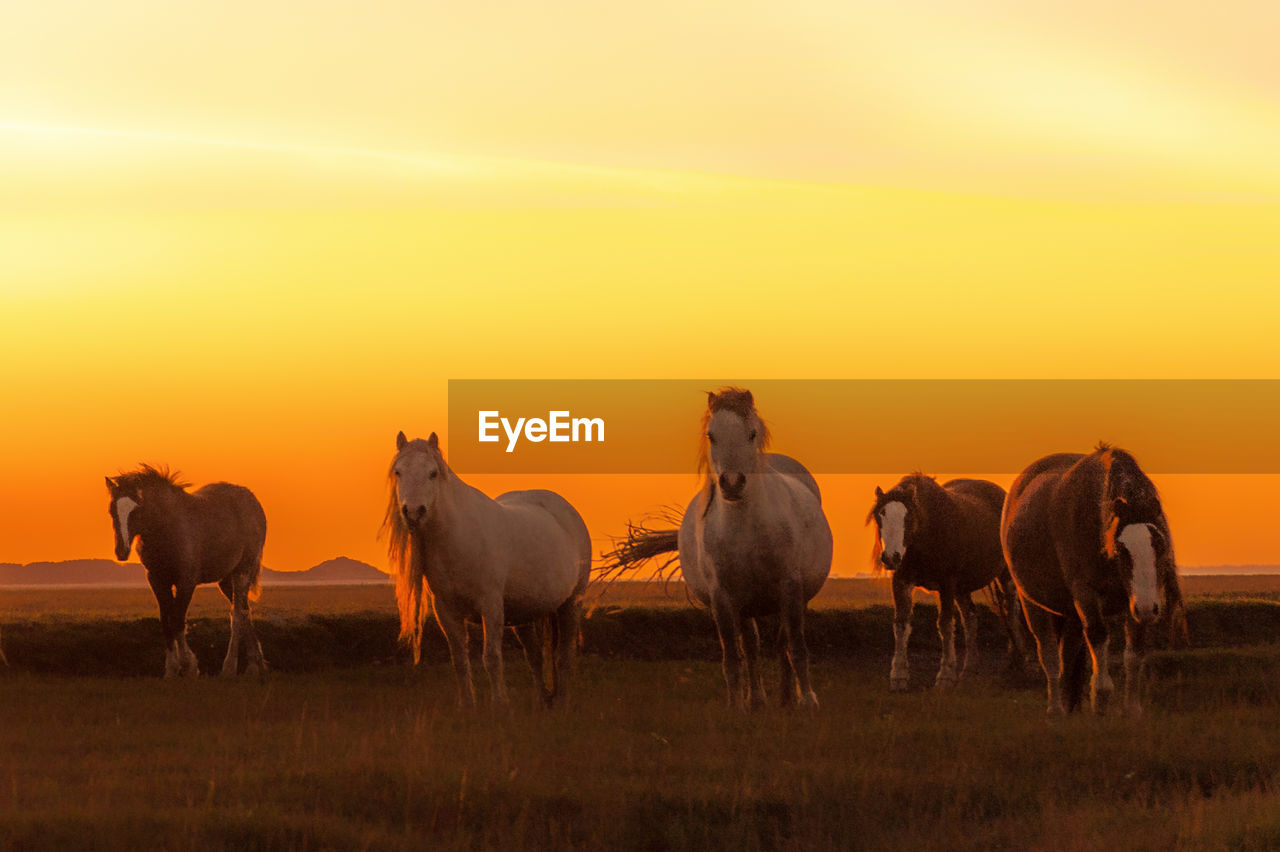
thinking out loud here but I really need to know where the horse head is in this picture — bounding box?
[1100,448,1171,624]
[391,431,446,529]
[104,475,143,561]
[868,477,923,571]
[701,388,769,503]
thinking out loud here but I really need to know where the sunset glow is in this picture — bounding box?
[3,0,1279,574]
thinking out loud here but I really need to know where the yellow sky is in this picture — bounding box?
[2,1,1279,572]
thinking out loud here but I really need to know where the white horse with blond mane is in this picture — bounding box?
[605,388,832,709]
[383,431,591,709]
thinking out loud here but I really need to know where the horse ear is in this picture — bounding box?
[396,431,407,450]
[105,476,116,491]
[742,389,754,407]
[1112,496,1128,518]
[706,391,716,407]
[874,486,883,499]
[427,432,439,448]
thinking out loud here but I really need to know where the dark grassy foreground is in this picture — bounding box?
[0,587,1278,850]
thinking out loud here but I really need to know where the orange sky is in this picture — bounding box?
[2,1,1280,574]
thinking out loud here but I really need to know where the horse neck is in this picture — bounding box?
[908,478,950,532]
[136,483,189,533]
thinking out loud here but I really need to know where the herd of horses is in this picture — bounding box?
[101,387,1186,717]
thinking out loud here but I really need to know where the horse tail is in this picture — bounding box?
[597,507,683,583]
[248,558,264,603]
[983,574,1011,623]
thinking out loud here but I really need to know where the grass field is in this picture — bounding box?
[0,578,1278,850]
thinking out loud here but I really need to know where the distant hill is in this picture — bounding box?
[0,557,390,586]
[0,560,140,586]
[262,557,391,585]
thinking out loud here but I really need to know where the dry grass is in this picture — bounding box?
[0,578,1276,849]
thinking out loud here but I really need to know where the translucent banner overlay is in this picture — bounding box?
[447,380,1280,474]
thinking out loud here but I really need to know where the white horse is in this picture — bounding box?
[383,431,591,709]
[607,389,832,709]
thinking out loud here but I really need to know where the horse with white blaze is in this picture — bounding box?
[105,465,268,678]
[868,474,1030,691]
[1001,445,1187,716]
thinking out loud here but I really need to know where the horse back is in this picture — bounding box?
[493,489,592,598]
[765,453,821,504]
[1001,457,1080,615]
[184,483,266,582]
[942,478,1005,515]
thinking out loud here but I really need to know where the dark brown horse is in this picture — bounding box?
[1000,445,1185,716]
[105,465,268,678]
[868,475,1028,691]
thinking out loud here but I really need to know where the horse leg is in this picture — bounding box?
[710,589,747,710]
[780,579,818,709]
[778,623,798,707]
[958,593,979,679]
[172,583,199,678]
[480,608,510,708]
[1000,574,1034,675]
[220,578,241,676]
[890,575,913,692]
[1077,603,1114,715]
[514,622,551,709]
[1022,601,1066,716]
[550,598,580,709]
[148,574,181,678]
[743,618,766,709]
[1059,613,1088,714]
[434,607,475,709]
[232,569,269,676]
[934,587,959,688]
[1123,617,1149,717]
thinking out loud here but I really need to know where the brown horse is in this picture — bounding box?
[1000,445,1185,716]
[105,465,268,678]
[868,475,1029,691]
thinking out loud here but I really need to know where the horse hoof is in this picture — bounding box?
[934,676,958,690]
[800,692,819,711]
[889,678,909,693]
[1123,702,1144,719]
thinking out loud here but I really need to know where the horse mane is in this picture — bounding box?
[1097,446,1163,559]
[695,387,772,478]
[114,464,190,494]
[379,437,452,663]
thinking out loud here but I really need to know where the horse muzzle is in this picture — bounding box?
[1130,597,1161,624]
[880,552,903,571]
[401,504,428,526]
[114,544,131,562]
[717,473,747,502]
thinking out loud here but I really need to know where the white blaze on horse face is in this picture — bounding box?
[1119,523,1159,622]
[396,450,442,522]
[880,501,907,560]
[114,496,138,554]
